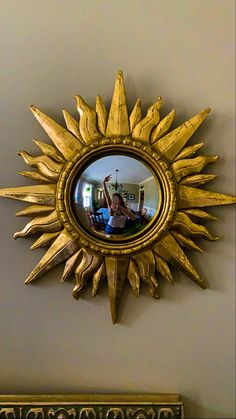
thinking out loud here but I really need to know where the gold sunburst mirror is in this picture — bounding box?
[0,71,235,323]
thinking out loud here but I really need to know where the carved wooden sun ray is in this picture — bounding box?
[0,71,235,323]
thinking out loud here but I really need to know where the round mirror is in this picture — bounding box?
[71,155,162,239]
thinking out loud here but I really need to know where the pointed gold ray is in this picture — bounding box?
[153,253,174,284]
[153,108,210,161]
[173,143,204,162]
[180,174,217,187]
[173,212,218,241]
[171,230,203,253]
[172,155,218,182]
[16,204,55,217]
[61,249,82,283]
[129,99,142,132]
[106,71,130,137]
[179,185,236,209]
[25,229,80,284]
[62,109,84,143]
[132,251,159,299]
[150,109,176,143]
[18,170,52,183]
[92,261,106,297]
[75,96,101,143]
[31,231,61,250]
[105,256,129,324]
[127,259,140,296]
[33,140,65,163]
[0,184,56,205]
[14,210,62,239]
[132,97,163,142]
[96,96,108,136]
[30,105,82,160]
[183,208,218,221]
[18,151,63,181]
[153,232,206,288]
[73,250,103,299]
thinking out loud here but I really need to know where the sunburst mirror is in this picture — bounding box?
[0,71,235,323]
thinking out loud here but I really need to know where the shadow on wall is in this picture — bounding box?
[184,396,234,418]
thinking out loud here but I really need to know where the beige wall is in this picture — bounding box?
[0,1,235,417]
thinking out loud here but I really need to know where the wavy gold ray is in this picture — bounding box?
[127,259,140,296]
[96,96,108,136]
[0,184,56,205]
[180,174,217,187]
[172,155,218,182]
[14,210,62,239]
[153,232,206,288]
[129,99,142,132]
[73,250,103,299]
[182,208,218,221]
[16,204,55,217]
[173,143,204,162]
[154,108,210,161]
[75,96,101,143]
[132,97,163,142]
[171,230,203,253]
[18,151,63,181]
[33,140,65,163]
[18,170,52,183]
[61,249,82,283]
[92,261,106,297]
[62,109,84,143]
[31,231,61,250]
[172,212,218,241]
[25,229,80,284]
[153,253,174,284]
[132,251,159,299]
[150,109,176,143]
[106,71,130,137]
[105,256,129,323]
[179,185,236,209]
[30,105,82,160]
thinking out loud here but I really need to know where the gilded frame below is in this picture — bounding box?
[0,394,184,418]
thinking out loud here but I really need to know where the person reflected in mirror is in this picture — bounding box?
[103,175,136,235]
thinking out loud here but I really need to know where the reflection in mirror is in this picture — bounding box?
[71,155,161,239]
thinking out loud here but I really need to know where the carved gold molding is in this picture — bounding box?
[0,394,184,418]
[0,71,235,323]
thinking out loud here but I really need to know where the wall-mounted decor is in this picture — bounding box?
[0,71,235,323]
[0,394,184,418]
[128,193,135,201]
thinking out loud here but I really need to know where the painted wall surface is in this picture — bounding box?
[0,1,235,417]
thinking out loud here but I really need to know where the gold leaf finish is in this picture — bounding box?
[132,97,163,141]
[96,95,108,136]
[151,109,175,143]
[106,71,130,137]
[0,71,235,322]
[129,98,142,132]
[30,105,82,160]
[75,96,101,143]
[0,184,56,205]
[179,185,236,209]
[33,139,65,163]
[154,108,210,161]
[105,256,129,324]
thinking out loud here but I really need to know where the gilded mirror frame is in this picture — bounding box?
[0,71,235,323]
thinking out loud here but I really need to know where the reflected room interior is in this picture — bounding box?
[72,155,161,238]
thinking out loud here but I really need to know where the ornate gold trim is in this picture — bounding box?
[0,70,235,323]
[0,394,184,418]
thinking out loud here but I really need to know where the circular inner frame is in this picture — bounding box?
[57,137,177,256]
